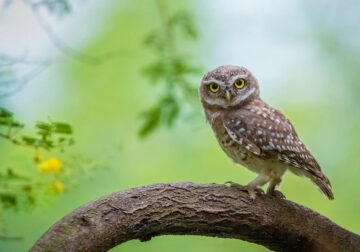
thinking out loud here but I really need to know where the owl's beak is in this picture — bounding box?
[225,90,232,102]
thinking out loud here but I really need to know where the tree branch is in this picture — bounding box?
[30,182,360,252]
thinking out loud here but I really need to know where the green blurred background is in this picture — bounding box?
[1,0,360,251]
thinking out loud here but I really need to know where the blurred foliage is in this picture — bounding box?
[0,0,98,240]
[0,107,74,152]
[0,106,103,236]
[0,153,104,235]
[0,106,80,235]
[139,0,201,138]
[2,0,71,18]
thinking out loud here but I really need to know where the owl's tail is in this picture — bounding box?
[289,166,334,200]
[311,172,334,200]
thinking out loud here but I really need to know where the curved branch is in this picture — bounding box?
[30,182,360,252]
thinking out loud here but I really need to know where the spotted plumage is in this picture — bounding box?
[200,65,333,200]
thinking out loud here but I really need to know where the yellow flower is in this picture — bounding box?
[38,158,62,173]
[52,181,65,194]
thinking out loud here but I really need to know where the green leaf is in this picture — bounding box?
[0,108,23,128]
[0,193,18,210]
[40,139,54,149]
[10,121,23,128]
[58,137,67,143]
[21,136,37,146]
[138,107,161,138]
[0,117,11,126]
[144,31,164,51]
[36,122,53,138]
[36,122,52,132]
[0,118,23,128]
[170,11,197,39]
[166,102,179,127]
[53,122,73,134]
[172,58,202,76]
[0,107,13,118]
[142,61,169,84]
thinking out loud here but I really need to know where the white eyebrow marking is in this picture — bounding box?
[202,79,225,85]
[233,87,256,103]
[229,74,249,85]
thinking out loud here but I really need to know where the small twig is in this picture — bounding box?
[0,132,21,145]
[0,53,50,67]
[0,63,49,98]
[33,12,101,65]
[32,12,128,65]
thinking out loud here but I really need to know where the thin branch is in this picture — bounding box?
[30,182,360,252]
[33,12,101,65]
[0,63,48,98]
[0,53,50,67]
[0,132,21,145]
[33,12,128,65]
[0,53,50,97]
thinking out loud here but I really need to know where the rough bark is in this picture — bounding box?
[30,182,360,252]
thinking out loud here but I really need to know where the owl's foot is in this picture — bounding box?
[224,181,264,200]
[267,190,286,199]
[266,178,285,199]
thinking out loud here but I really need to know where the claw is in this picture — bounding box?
[267,190,286,199]
[224,181,247,191]
[224,181,242,187]
[248,188,256,200]
[254,187,265,195]
[224,181,262,200]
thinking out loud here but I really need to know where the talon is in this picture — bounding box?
[255,187,265,195]
[248,188,257,200]
[224,181,247,191]
[224,181,241,187]
[268,190,286,199]
[224,181,233,185]
[225,181,263,199]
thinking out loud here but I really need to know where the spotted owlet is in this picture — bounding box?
[199,65,334,200]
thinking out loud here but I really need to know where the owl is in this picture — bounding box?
[199,65,334,200]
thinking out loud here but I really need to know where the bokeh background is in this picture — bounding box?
[1,0,360,251]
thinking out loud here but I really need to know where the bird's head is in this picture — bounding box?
[200,65,260,109]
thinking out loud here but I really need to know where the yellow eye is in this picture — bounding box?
[209,83,220,93]
[234,78,245,89]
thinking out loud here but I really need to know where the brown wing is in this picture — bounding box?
[224,106,320,173]
[224,103,333,199]
[223,119,262,156]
